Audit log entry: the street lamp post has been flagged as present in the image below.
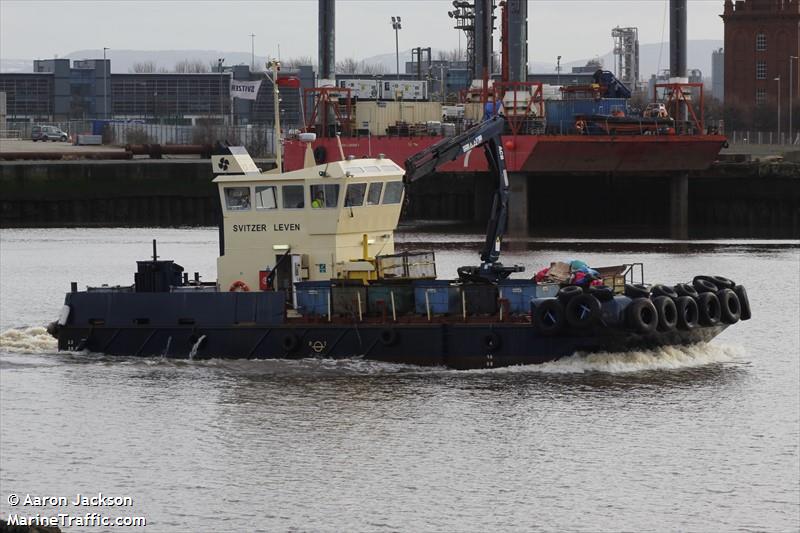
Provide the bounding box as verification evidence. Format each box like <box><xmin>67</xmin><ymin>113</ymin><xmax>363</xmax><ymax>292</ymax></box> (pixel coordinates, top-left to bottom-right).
<box><xmin>790</xmin><ymin>56</ymin><xmax>798</xmax><ymax>144</ymax></box>
<box><xmin>775</xmin><ymin>76</ymin><xmax>781</xmax><ymax>143</ymax></box>
<box><xmin>103</xmin><ymin>47</ymin><xmax>109</xmax><ymax>119</ymax></box>
<box><xmin>391</xmin><ymin>16</ymin><xmax>402</xmax><ymax>79</ymax></box>
<box><xmin>250</xmin><ymin>33</ymin><xmax>256</xmax><ymax>72</ymax></box>
<box><xmin>218</xmin><ymin>58</ymin><xmax>225</xmax><ymax>125</ymax></box>
<box><xmin>557</xmin><ymin>55</ymin><xmax>562</xmax><ymax>85</ymax></box>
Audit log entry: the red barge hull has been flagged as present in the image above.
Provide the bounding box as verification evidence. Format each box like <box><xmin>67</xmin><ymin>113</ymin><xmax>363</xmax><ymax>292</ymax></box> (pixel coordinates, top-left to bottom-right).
<box><xmin>285</xmin><ymin>134</ymin><xmax>727</xmax><ymax>174</ymax></box>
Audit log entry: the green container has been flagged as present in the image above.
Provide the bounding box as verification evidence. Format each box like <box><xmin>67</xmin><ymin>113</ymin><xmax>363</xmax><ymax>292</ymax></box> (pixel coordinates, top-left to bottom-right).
<box><xmin>331</xmin><ymin>284</ymin><xmax>367</xmax><ymax>316</ymax></box>
<box><xmin>367</xmin><ymin>283</ymin><xmax>415</xmax><ymax>316</ymax></box>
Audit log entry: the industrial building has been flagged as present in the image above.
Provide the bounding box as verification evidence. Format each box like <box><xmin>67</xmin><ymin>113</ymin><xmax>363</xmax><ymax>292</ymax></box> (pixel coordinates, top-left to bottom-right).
<box><xmin>721</xmin><ymin>0</ymin><xmax>800</xmax><ymax>125</ymax></box>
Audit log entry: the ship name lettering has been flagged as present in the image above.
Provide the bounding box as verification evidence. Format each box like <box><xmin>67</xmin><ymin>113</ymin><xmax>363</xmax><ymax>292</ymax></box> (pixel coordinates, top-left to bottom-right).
<box><xmin>232</xmin><ymin>224</ymin><xmax>268</xmax><ymax>232</ymax></box>
<box><xmin>274</xmin><ymin>223</ymin><xmax>300</xmax><ymax>231</ymax></box>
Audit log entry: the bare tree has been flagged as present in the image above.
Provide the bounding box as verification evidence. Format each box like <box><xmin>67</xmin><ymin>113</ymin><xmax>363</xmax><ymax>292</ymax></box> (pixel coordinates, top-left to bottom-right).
<box><xmin>282</xmin><ymin>56</ymin><xmax>314</xmax><ymax>70</ymax></box>
<box><xmin>335</xmin><ymin>57</ymin><xmax>386</xmax><ymax>75</ymax></box>
<box><xmin>175</xmin><ymin>59</ymin><xmax>209</xmax><ymax>73</ymax></box>
<box><xmin>437</xmin><ymin>48</ymin><xmax>466</xmax><ymax>63</ymax></box>
<box><xmin>130</xmin><ymin>61</ymin><xmax>157</xmax><ymax>73</ymax></box>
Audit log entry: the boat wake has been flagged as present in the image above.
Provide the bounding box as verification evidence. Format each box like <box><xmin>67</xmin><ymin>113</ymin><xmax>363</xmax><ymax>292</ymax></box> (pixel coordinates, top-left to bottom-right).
<box><xmin>0</xmin><ymin>327</ymin><xmax>58</xmax><ymax>354</ymax></box>
<box><xmin>495</xmin><ymin>342</ymin><xmax>746</xmax><ymax>374</ymax></box>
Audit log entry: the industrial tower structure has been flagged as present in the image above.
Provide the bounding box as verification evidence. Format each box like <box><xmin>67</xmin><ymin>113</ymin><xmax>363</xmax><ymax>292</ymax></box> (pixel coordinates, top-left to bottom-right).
<box><xmin>612</xmin><ymin>26</ymin><xmax>640</xmax><ymax>92</ymax></box>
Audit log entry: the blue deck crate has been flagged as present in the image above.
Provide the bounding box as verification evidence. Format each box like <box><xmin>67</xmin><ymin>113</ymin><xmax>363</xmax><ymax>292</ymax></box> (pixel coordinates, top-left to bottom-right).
<box><xmin>498</xmin><ymin>280</ymin><xmax>559</xmax><ymax>314</ymax></box>
<box><xmin>413</xmin><ymin>280</ymin><xmax>459</xmax><ymax>315</ymax></box>
<box><xmin>294</xmin><ymin>281</ymin><xmax>332</xmax><ymax>316</ymax></box>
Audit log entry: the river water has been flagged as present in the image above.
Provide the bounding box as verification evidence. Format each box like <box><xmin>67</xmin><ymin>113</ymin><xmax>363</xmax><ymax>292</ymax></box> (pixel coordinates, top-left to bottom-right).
<box><xmin>1</xmin><ymin>228</ymin><xmax>798</xmax><ymax>532</ymax></box>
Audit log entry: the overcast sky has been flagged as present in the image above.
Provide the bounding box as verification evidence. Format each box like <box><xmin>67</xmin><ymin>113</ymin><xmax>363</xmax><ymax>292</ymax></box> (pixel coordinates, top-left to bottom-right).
<box><xmin>1</xmin><ymin>0</ymin><xmax>725</xmax><ymax>65</ymax></box>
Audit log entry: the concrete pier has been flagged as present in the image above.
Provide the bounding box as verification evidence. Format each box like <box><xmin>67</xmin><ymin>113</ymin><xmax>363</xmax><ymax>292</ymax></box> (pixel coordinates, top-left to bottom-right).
<box><xmin>669</xmin><ymin>172</ymin><xmax>689</xmax><ymax>239</ymax></box>
<box><xmin>508</xmin><ymin>172</ymin><xmax>529</xmax><ymax>236</ymax></box>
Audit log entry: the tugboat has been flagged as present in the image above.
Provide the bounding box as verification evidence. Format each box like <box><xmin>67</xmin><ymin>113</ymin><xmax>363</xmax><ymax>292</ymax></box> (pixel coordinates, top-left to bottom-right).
<box><xmin>47</xmin><ymin>63</ymin><xmax>751</xmax><ymax>370</ymax></box>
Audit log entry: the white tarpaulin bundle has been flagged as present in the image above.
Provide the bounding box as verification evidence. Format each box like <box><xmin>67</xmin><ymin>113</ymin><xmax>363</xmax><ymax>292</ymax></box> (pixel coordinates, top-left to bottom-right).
<box><xmin>229</xmin><ymin>79</ymin><xmax>262</xmax><ymax>101</ymax></box>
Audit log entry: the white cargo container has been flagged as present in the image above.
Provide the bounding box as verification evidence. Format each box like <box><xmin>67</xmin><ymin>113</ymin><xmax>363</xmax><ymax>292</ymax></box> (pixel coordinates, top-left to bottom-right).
<box><xmin>379</xmin><ymin>80</ymin><xmax>428</xmax><ymax>101</ymax></box>
<box><xmin>337</xmin><ymin>79</ymin><xmax>380</xmax><ymax>100</ymax></box>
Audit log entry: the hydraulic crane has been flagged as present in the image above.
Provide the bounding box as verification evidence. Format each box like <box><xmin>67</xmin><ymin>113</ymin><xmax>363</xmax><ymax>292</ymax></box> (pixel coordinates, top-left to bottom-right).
<box><xmin>404</xmin><ymin>115</ymin><xmax>524</xmax><ymax>283</ymax></box>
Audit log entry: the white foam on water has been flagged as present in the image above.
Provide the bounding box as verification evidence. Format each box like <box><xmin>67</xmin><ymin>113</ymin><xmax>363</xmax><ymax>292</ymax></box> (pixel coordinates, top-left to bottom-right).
<box><xmin>488</xmin><ymin>342</ymin><xmax>746</xmax><ymax>375</ymax></box>
<box><xmin>0</xmin><ymin>326</ymin><xmax>58</xmax><ymax>354</ymax></box>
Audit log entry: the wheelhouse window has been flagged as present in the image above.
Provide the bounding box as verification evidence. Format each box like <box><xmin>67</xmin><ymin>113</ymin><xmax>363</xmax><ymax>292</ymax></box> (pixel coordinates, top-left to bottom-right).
<box><xmin>255</xmin><ymin>185</ymin><xmax>277</xmax><ymax>210</ymax></box>
<box><xmin>366</xmin><ymin>182</ymin><xmax>383</xmax><ymax>205</ymax></box>
<box><xmin>382</xmin><ymin>181</ymin><xmax>404</xmax><ymax>204</ymax></box>
<box><xmin>310</xmin><ymin>184</ymin><xmax>340</xmax><ymax>208</ymax></box>
<box><xmin>756</xmin><ymin>33</ymin><xmax>767</xmax><ymax>52</ymax></box>
<box><xmin>344</xmin><ymin>183</ymin><xmax>367</xmax><ymax>207</ymax></box>
<box><xmin>282</xmin><ymin>185</ymin><xmax>305</xmax><ymax>209</ymax></box>
<box><xmin>224</xmin><ymin>187</ymin><xmax>251</xmax><ymax>211</ymax></box>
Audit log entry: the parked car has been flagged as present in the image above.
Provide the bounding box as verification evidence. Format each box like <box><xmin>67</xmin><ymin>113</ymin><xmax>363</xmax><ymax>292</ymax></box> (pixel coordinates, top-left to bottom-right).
<box><xmin>32</xmin><ymin>125</ymin><xmax>68</xmax><ymax>142</ymax></box>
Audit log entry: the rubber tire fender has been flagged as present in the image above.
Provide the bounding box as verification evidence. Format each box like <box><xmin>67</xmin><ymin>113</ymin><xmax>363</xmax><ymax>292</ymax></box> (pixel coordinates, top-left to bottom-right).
<box><xmin>651</xmin><ymin>284</ymin><xmax>679</xmax><ymax>299</ymax></box>
<box><xmin>626</xmin><ymin>298</ymin><xmax>658</xmax><ymax>334</ymax></box>
<box><xmin>557</xmin><ymin>285</ymin><xmax>583</xmax><ymax>304</ymax></box>
<box><xmin>588</xmin><ymin>285</ymin><xmax>614</xmax><ymax>302</ymax></box>
<box><xmin>281</xmin><ymin>333</ymin><xmax>301</xmax><ymax>353</ymax></box>
<box><xmin>717</xmin><ymin>289</ymin><xmax>741</xmax><ymax>324</ymax></box>
<box><xmin>734</xmin><ymin>285</ymin><xmax>751</xmax><ymax>320</ymax></box>
<box><xmin>697</xmin><ymin>292</ymin><xmax>722</xmax><ymax>326</ymax></box>
<box><xmin>624</xmin><ymin>283</ymin><xmax>650</xmax><ymax>299</ymax></box>
<box><xmin>565</xmin><ymin>294</ymin><xmax>601</xmax><ymax>329</ymax></box>
<box><xmin>692</xmin><ymin>278</ymin><xmax>718</xmax><ymax>294</ymax></box>
<box><xmin>694</xmin><ymin>275</ymin><xmax>735</xmax><ymax>291</ymax></box>
<box><xmin>483</xmin><ymin>331</ymin><xmax>502</xmax><ymax>351</ymax></box>
<box><xmin>675</xmin><ymin>296</ymin><xmax>699</xmax><ymax>330</ymax></box>
<box><xmin>674</xmin><ymin>283</ymin><xmax>699</xmax><ymax>299</ymax></box>
<box><xmin>379</xmin><ymin>328</ymin><xmax>398</xmax><ymax>346</ymax></box>
<box><xmin>652</xmin><ymin>296</ymin><xmax>678</xmax><ymax>331</ymax></box>
<box><xmin>532</xmin><ymin>299</ymin><xmax>565</xmax><ymax>336</ymax></box>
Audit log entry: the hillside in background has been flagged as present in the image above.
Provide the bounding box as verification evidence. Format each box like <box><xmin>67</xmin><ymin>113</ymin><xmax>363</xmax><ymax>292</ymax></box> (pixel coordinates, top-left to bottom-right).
<box><xmin>2</xmin><ymin>40</ymin><xmax>723</xmax><ymax>80</ymax></box>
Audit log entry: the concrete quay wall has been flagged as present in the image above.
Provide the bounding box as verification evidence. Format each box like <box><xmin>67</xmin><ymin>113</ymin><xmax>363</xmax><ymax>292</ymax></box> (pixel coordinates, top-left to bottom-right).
<box><xmin>1</xmin><ymin>159</ymin><xmax>798</xmax><ymax>239</ymax></box>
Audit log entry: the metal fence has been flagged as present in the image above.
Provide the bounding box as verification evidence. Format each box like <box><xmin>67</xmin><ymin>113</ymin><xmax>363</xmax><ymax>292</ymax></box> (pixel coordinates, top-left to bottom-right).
<box><xmin>4</xmin><ymin>119</ymin><xmax>277</xmax><ymax>157</ymax></box>
<box><xmin>728</xmin><ymin>131</ymin><xmax>800</xmax><ymax>146</ymax></box>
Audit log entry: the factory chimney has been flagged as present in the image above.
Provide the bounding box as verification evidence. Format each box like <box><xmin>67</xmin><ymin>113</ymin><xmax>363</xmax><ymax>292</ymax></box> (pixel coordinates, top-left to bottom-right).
<box><xmin>318</xmin><ymin>0</ymin><xmax>335</xmax><ymax>81</ymax></box>
<box><xmin>669</xmin><ymin>0</ymin><xmax>687</xmax><ymax>78</ymax></box>
<box><xmin>474</xmin><ymin>0</ymin><xmax>494</xmax><ymax>81</ymax></box>
<box><xmin>505</xmin><ymin>0</ymin><xmax>527</xmax><ymax>82</ymax></box>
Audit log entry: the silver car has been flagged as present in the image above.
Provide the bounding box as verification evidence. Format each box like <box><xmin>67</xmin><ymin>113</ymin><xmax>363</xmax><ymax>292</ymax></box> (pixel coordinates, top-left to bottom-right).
<box><xmin>32</xmin><ymin>125</ymin><xmax>68</xmax><ymax>142</ymax></box>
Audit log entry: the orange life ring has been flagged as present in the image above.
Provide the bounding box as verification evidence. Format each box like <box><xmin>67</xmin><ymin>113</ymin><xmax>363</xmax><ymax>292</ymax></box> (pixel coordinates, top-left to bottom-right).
<box><xmin>229</xmin><ymin>280</ymin><xmax>250</xmax><ymax>292</ymax></box>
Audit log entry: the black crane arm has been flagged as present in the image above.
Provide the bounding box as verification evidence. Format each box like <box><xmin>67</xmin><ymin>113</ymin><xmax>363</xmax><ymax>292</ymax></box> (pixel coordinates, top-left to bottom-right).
<box><xmin>404</xmin><ymin>115</ymin><xmax>523</xmax><ymax>282</ymax></box>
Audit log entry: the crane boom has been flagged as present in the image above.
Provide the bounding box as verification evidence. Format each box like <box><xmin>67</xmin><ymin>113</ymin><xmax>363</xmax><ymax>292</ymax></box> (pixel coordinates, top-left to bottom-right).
<box><xmin>404</xmin><ymin>115</ymin><xmax>524</xmax><ymax>282</ymax></box>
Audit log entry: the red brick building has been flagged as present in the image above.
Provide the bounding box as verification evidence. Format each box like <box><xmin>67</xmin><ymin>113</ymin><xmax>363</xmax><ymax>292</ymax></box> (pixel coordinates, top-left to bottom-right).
<box><xmin>721</xmin><ymin>0</ymin><xmax>800</xmax><ymax>132</ymax></box>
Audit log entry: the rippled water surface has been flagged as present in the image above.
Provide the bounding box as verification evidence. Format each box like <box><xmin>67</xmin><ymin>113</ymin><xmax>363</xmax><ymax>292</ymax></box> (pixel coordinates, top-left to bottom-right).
<box><xmin>1</xmin><ymin>228</ymin><xmax>798</xmax><ymax>532</ymax></box>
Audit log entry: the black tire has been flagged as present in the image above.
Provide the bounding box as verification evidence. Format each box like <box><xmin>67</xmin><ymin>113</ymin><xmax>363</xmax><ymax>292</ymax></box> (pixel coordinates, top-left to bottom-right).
<box><xmin>651</xmin><ymin>284</ymin><xmax>679</xmax><ymax>299</ymax></box>
<box><xmin>565</xmin><ymin>294</ymin><xmax>601</xmax><ymax>329</ymax></box>
<box><xmin>60</xmin><ymin>135</ymin><xmax>67</xmax><ymax>142</ymax></box>
<box><xmin>674</xmin><ymin>283</ymin><xmax>699</xmax><ymax>299</ymax></box>
<box><xmin>379</xmin><ymin>328</ymin><xmax>398</xmax><ymax>346</ymax></box>
<box><xmin>557</xmin><ymin>285</ymin><xmax>583</xmax><ymax>304</ymax></box>
<box><xmin>532</xmin><ymin>299</ymin><xmax>565</xmax><ymax>336</ymax></box>
<box><xmin>652</xmin><ymin>296</ymin><xmax>678</xmax><ymax>331</ymax></box>
<box><xmin>624</xmin><ymin>283</ymin><xmax>650</xmax><ymax>299</ymax></box>
<box><xmin>281</xmin><ymin>333</ymin><xmax>300</xmax><ymax>353</ymax></box>
<box><xmin>717</xmin><ymin>289</ymin><xmax>741</xmax><ymax>324</ymax></box>
<box><xmin>626</xmin><ymin>298</ymin><xmax>658</xmax><ymax>334</ymax></box>
<box><xmin>694</xmin><ymin>275</ymin><xmax>735</xmax><ymax>291</ymax></box>
<box><xmin>588</xmin><ymin>285</ymin><xmax>614</xmax><ymax>302</ymax></box>
<box><xmin>692</xmin><ymin>278</ymin><xmax>718</xmax><ymax>294</ymax></box>
<box><xmin>483</xmin><ymin>331</ymin><xmax>502</xmax><ymax>351</ymax></box>
<box><xmin>313</xmin><ymin>146</ymin><xmax>327</xmax><ymax>164</ymax></box>
<box><xmin>734</xmin><ymin>285</ymin><xmax>751</xmax><ymax>320</ymax></box>
<box><xmin>675</xmin><ymin>296</ymin><xmax>699</xmax><ymax>330</ymax></box>
<box><xmin>697</xmin><ymin>292</ymin><xmax>721</xmax><ymax>326</ymax></box>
